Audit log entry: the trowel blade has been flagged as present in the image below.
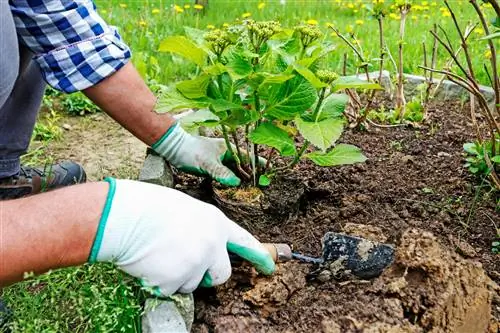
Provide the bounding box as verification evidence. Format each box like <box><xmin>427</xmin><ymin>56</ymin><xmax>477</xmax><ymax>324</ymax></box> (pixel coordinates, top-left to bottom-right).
<box><xmin>321</xmin><ymin>232</ymin><xmax>395</xmax><ymax>279</ymax></box>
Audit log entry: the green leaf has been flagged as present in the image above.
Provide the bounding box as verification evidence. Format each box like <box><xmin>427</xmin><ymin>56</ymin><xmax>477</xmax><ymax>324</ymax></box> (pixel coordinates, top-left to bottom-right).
<box><xmin>222</xmin><ymin>108</ymin><xmax>259</xmax><ymax>128</ymax></box>
<box><xmin>317</xmin><ymin>93</ymin><xmax>349</xmax><ymax>119</ymax></box>
<box><xmin>293</xmin><ymin>62</ymin><xmax>327</xmax><ymax>89</ymax></box>
<box><xmin>210</xmin><ymin>99</ymin><xmax>243</xmax><ymax>112</ymax></box>
<box><xmin>305</xmin><ymin>144</ymin><xmax>367</xmax><ymax>166</ymax></box>
<box><xmin>295</xmin><ymin>117</ymin><xmax>344</xmax><ymax>151</ymax></box>
<box><xmin>481</xmin><ymin>31</ymin><xmax>500</xmax><ymax>40</ymax></box>
<box><xmin>226</xmin><ymin>51</ymin><xmax>253</xmax><ymax>80</ymax></box>
<box><xmin>492</xmin><ymin>156</ymin><xmax>500</xmax><ymax>163</ymax></box>
<box><xmin>259</xmin><ymin>175</ymin><xmax>271</xmax><ymax>186</ymax></box>
<box><xmin>265</xmin><ymin>77</ymin><xmax>317</xmax><ymax>120</ymax></box>
<box><xmin>184</xmin><ymin>26</ymin><xmax>207</xmax><ymax>45</ymax></box>
<box><xmin>249</xmin><ymin>122</ymin><xmax>296</xmax><ymax>157</ymax></box>
<box><xmin>179</xmin><ymin>108</ymin><xmax>220</xmax><ymax>132</ymax></box>
<box><xmin>260</xmin><ymin>73</ymin><xmax>295</xmax><ymax>85</ymax></box>
<box><xmin>158</xmin><ymin>36</ymin><xmax>207</xmax><ymax>67</ymax></box>
<box><xmin>332</xmin><ymin>76</ymin><xmax>383</xmax><ymax>91</ymax></box>
<box><xmin>463</xmin><ymin>142</ymin><xmax>478</xmax><ymax>155</ymax></box>
<box><xmin>203</xmin><ymin>63</ymin><xmax>227</xmax><ymax>76</ymax></box>
<box><xmin>156</xmin><ymin>90</ymin><xmax>209</xmax><ymax>114</ymax></box>
<box><xmin>176</xmin><ymin>75</ymin><xmax>210</xmax><ymax>99</ymax></box>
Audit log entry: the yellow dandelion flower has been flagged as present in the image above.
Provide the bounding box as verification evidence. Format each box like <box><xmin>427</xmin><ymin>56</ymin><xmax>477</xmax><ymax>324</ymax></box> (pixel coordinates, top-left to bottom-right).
<box><xmin>119</xmin><ymin>3</ymin><xmax>127</xmax><ymax>8</ymax></box>
<box><xmin>242</xmin><ymin>12</ymin><xmax>252</xmax><ymax>18</ymax></box>
<box><xmin>482</xmin><ymin>2</ymin><xmax>493</xmax><ymax>8</ymax></box>
<box><xmin>335</xmin><ymin>0</ymin><xmax>341</xmax><ymax>3</ymax></box>
<box><xmin>355</xmin><ymin>19</ymin><xmax>364</xmax><ymax>25</ymax></box>
<box><xmin>223</xmin><ymin>23</ymin><xmax>230</xmax><ymax>27</ymax></box>
<box><xmin>152</xmin><ymin>8</ymin><xmax>160</xmax><ymax>14</ymax></box>
<box><xmin>439</xmin><ymin>6</ymin><xmax>447</xmax><ymax>11</ymax></box>
<box><xmin>207</xmin><ymin>24</ymin><xmax>215</xmax><ymax>29</ymax></box>
<box><xmin>346</xmin><ymin>24</ymin><xmax>354</xmax><ymax>33</ymax></box>
<box><xmin>306</xmin><ymin>19</ymin><xmax>318</xmax><ymax>25</ymax></box>
<box><xmin>184</xmin><ymin>4</ymin><xmax>191</xmax><ymax>9</ymax></box>
<box><xmin>475</xmin><ymin>28</ymin><xmax>484</xmax><ymax>35</ymax></box>
<box><xmin>441</xmin><ymin>10</ymin><xmax>451</xmax><ymax>17</ymax></box>
<box><xmin>194</xmin><ymin>4</ymin><xmax>204</xmax><ymax>10</ymax></box>
<box><xmin>485</xmin><ymin>50</ymin><xmax>492</xmax><ymax>59</ymax></box>
<box><xmin>258</xmin><ymin>2</ymin><xmax>266</xmax><ymax>9</ymax></box>
<box><xmin>174</xmin><ymin>5</ymin><xmax>184</xmax><ymax>13</ymax></box>
<box><xmin>139</xmin><ymin>20</ymin><xmax>147</xmax><ymax>27</ymax></box>
<box><xmin>347</xmin><ymin>3</ymin><xmax>354</xmax><ymax>8</ymax></box>
<box><xmin>389</xmin><ymin>13</ymin><xmax>400</xmax><ymax>20</ymax></box>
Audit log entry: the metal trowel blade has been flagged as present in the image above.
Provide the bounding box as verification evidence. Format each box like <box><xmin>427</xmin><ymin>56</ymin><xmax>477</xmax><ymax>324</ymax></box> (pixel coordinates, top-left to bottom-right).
<box><xmin>321</xmin><ymin>232</ymin><xmax>395</xmax><ymax>279</ymax></box>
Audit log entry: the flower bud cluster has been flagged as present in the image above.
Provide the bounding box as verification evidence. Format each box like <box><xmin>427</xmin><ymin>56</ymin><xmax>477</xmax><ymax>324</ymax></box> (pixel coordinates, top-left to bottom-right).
<box><xmin>296</xmin><ymin>24</ymin><xmax>323</xmax><ymax>48</ymax></box>
<box><xmin>204</xmin><ymin>29</ymin><xmax>233</xmax><ymax>56</ymax></box>
<box><xmin>316</xmin><ymin>69</ymin><xmax>339</xmax><ymax>84</ymax></box>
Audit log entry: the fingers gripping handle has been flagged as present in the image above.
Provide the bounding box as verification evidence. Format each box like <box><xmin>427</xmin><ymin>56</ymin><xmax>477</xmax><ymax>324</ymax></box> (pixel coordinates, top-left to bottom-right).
<box><xmin>229</xmin><ymin>243</ymin><xmax>292</xmax><ymax>265</ymax></box>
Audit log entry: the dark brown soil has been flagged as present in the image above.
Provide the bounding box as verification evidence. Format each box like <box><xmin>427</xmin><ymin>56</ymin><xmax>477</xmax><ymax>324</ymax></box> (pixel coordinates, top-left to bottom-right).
<box><xmin>177</xmin><ymin>100</ymin><xmax>499</xmax><ymax>332</ymax></box>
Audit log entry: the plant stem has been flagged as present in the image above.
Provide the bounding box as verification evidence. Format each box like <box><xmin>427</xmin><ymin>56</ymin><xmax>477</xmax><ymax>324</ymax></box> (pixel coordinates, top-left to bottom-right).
<box><xmin>377</xmin><ymin>16</ymin><xmax>385</xmax><ymax>84</ymax></box>
<box><xmin>313</xmin><ymin>88</ymin><xmax>327</xmax><ymax>121</ymax></box>
<box><xmin>221</xmin><ymin>125</ymin><xmax>250</xmax><ymax>180</ymax></box>
<box><xmin>231</xmin><ymin>131</ymin><xmax>244</xmax><ymax>166</ymax></box>
<box><xmin>396</xmin><ymin>5</ymin><xmax>409</xmax><ymax>118</ymax></box>
<box><xmin>253</xmin><ymin>90</ymin><xmax>262</xmax><ymax>184</ymax></box>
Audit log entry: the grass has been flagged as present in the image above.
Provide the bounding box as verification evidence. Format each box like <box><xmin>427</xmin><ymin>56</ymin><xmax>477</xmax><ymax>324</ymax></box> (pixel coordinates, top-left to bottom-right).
<box><xmin>96</xmin><ymin>0</ymin><xmax>496</xmax><ymax>85</ymax></box>
<box><xmin>4</xmin><ymin>0</ymin><xmax>498</xmax><ymax>331</ymax></box>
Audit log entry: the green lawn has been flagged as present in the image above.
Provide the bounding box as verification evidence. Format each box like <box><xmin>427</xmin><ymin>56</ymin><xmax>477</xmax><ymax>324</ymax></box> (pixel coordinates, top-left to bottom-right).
<box><xmin>2</xmin><ymin>1</ymin><xmax>497</xmax><ymax>332</ymax></box>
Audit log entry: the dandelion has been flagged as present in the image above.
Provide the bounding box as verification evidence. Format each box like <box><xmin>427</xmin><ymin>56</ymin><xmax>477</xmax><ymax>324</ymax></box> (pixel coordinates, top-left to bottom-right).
<box><xmin>119</xmin><ymin>3</ymin><xmax>127</xmax><ymax>8</ymax></box>
<box><xmin>355</xmin><ymin>19</ymin><xmax>364</xmax><ymax>25</ymax></box>
<box><xmin>258</xmin><ymin>2</ymin><xmax>266</xmax><ymax>9</ymax></box>
<box><xmin>242</xmin><ymin>12</ymin><xmax>252</xmax><ymax>18</ymax></box>
<box><xmin>184</xmin><ymin>4</ymin><xmax>191</xmax><ymax>9</ymax></box>
<box><xmin>346</xmin><ymin>24</ymin><xmax>354</xmax><ymax>33</ymax></box>
<box><xmin>223</xmin><ymin>23</ymin><xmax>230</xmax><ymax>28</ymax></box>
<box><xmin>485</xmin><ymin>50</ymin><xmax>492</xmax><ymax>59</ymax></box>
<box><xmin>389</xmin><ymin>13</ymin><xmax>400</xmax><ymax>20</ymax></box>
<box><xmin>152</xmin><ymin>8</ymin><xmax>160</xmax><ymax>14</ymax></box>
<box><xmin>441</xmin><ymin>10</ymin><xmax>451</xmax><ymax>17</ymax></box>
<box><xmin>347</xmin><ymin>3</ymin><xmax>355</xmax><ymax>8</ymax></box>
<box><xmin>194</xmin><ymin>4</ymin><xmax>204</xmax><ymax>10</ymax></box>
<box><xmin>306</xmin><ymin>19</ymin><xmax>318</xmax><ymax>25</ymax></box>
<box><xmin>139</xmin><ymin>20</ymin><xmax>147</xmax><ymax>27</ymax></box>
<box><xmin>475</xmin><ymin>28</ymin><xmax>484</xmax><ymax>35</ymax></box>
<box><xmin>207</xmin><ymin>24</ymin><xmax>215</xmax><ymax>29</ymax></box>
<box><xmin>174</xmin><ymin>5</ymin><xmax>184</xmax><ymax>13</ymax></box>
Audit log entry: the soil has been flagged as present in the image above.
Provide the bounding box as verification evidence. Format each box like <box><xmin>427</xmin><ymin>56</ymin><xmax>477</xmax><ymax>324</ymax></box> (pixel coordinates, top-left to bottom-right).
<box><xmin>174</xmin><ymin>100</ymin><xmax>500</xmax><ymax>332</ymax></box>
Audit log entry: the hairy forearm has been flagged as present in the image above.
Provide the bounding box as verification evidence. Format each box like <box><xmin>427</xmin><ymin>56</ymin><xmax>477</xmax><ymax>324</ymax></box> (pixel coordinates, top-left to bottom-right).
<box><xmin>0</xmin><ymin>182</ymin><xmax>108</xmax><ymax>286</ymax></box>
<box><xmin>83</xmin><ymin>62</ymin><xmax>175</xmax><ymax>145</ymax></box>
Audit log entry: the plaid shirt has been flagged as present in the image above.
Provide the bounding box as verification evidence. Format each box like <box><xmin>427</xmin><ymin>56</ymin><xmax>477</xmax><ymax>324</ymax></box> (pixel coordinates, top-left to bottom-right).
<box><xmin>10</xmin><ymin>0</ymin><xmax>131</xmax><ymax>93</ymax></box>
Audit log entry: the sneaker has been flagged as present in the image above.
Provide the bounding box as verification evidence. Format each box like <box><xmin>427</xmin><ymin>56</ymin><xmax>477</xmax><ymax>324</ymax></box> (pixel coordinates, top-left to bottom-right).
<box><xmin>0</xmin><ymin>299</ymin><xmax>12</xmax><ymax>332</ymax></box>
<box><xmin>0</xmin><ymin>161</ymin><xmax>86</xmax><ymax>200</ymax></box>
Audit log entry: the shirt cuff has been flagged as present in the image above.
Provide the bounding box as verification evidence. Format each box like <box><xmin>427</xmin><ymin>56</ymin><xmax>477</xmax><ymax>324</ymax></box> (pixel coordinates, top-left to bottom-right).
<box><xmin>34</xmin><ymin>27</ymin><xmax>131</xmax><ymax>93</ymax></box>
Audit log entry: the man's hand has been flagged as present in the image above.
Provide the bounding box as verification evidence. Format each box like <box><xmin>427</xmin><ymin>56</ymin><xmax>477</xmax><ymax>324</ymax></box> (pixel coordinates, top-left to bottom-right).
<box><xmin>152</xmin><ymin>123</ymin><xmax>243</xmax><ymax>187</ymax></box>
<box><xmin>90</xmin><ymin>178</ymin><xmax>275</xmax><ymax>296</ymax></box>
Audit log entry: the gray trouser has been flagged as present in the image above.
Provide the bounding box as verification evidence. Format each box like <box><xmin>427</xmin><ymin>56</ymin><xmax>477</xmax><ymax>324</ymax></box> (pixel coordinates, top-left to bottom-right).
<box><xmin>0</xmin><ymin>1</ymin><xmax>47</xmax><ymax>178</ymax></box>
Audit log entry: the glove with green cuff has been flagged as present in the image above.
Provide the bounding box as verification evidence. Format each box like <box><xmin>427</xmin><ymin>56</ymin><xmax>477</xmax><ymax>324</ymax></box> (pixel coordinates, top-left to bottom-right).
<box><xmin>152</xmin><ymin>123</ymin><xmax>242</xmax><ymax>187</ymax></box>
<box><xmin>89</xmin><ymin>178</ymin><xmax>275</xmax><ymax>297</ymax></box>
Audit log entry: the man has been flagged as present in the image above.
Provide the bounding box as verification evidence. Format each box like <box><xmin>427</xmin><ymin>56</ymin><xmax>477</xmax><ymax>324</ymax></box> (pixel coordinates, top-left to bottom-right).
<box><xmin>0</xmin><ymin>0</ymin><xmax>274</xmax><ymax>321</ymax></box>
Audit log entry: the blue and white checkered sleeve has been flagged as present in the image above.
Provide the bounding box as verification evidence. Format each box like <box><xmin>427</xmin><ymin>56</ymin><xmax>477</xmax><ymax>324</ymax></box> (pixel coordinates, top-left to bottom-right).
<box><xmin>10</xmin><ymin>0</ymin><xmax>131</xmax><ymax>93</ymax></box>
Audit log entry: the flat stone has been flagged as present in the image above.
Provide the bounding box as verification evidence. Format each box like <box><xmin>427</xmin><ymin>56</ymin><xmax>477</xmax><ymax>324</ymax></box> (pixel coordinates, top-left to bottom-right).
<box><xmin>142</xmin><ymin>297</ymin><xmax>193</xmax><ymax>333</ymax></box>
<box><xmin>138</xmin><ymin>152</ymin><xmax>174</xmax><ymax>188</ymax></box>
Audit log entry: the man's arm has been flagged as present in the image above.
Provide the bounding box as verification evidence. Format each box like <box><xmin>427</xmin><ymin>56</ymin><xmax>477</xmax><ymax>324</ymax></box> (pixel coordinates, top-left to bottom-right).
<box><xmin>0</xmin><ymin>182</ymin><xmax>106</xmax><ymax>285</ymax></box>
<box><xmin>83</xmin><ymin>62</ymin><xmax>174</xmax><ymax>145</ymax></box>
<box><xmin>0</xmin><ymin>180</ymin><xmax>275</xmax><ymax>295</ymax></box>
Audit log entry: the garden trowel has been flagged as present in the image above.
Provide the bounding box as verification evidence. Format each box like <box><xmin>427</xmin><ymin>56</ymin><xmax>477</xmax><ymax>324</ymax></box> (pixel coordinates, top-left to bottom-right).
<box><xmin>230</xmin><ymin>232</ymin><xmax>395</xmax><ymax>279</ymax></box>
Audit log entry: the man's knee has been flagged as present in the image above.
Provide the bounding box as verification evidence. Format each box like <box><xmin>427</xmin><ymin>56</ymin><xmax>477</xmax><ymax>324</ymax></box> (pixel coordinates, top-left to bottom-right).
<box><xmin>0</xmin><ymin>3</ymin><xmax>20</xmax><ymax>108</ymax></box>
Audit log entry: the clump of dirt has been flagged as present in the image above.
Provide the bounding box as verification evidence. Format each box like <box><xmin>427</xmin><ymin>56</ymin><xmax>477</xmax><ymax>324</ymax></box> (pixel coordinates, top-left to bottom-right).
<box><xmin>193</xmin><ymin>229</ymin><xmax>497</xmax><ymax>333</ymax></box>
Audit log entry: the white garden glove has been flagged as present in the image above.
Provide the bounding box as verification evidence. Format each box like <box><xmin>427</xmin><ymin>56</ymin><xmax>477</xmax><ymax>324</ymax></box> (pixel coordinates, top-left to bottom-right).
<box><xmin>152</xmin><ymin>123</ymin><xmax>242</xmax><ymax>187</ymax></box>
<box><xmin>88</xmin><ymin>178</ymin><xmax>275</xmax><ymax>297</ymax></box>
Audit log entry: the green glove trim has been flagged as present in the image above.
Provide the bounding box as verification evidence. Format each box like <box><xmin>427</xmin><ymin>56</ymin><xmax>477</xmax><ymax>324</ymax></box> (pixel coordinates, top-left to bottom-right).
<box><xmin>200</xmin><ymin>272</ymin><xmax>213</xmax><ymax>288</ymax></box>
<box><xmin>227</xmin><ymin>242</ymin><xmax>275</xmax><ymax>275</ymax></box>
<box><xmin>151</xmin><ymin>122</ymin><xmax>179</xmax><ymax>150</ymax></box>
<box><xmin>88</xmin><ymin>177</ymin><xmax>117</xmax><ymax>263</ymax></box>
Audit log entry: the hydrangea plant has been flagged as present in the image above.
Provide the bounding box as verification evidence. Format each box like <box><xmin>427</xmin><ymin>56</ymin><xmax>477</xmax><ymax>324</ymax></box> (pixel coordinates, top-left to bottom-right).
<box><xmin>157</xmin><ymin>21</ymin><xmax>381</xmax><ymax>185</ymax></box>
